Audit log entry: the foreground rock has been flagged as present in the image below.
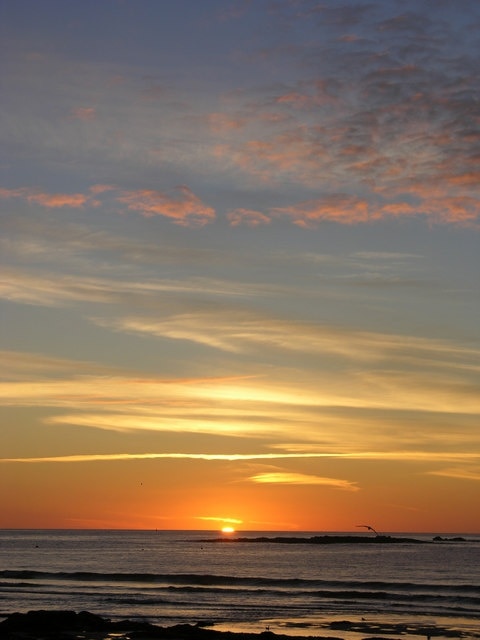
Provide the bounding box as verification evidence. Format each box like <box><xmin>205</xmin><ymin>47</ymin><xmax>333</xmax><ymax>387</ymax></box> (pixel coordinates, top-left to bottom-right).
<box><xmin>0</xmin><ymin>610</ymin><xmax>153</xmax><ymax>638</ymax></box>
<box><xmin>0</xmin><ymin>611</ymin><xmax>327</xmax><ymax>640</ymax></box>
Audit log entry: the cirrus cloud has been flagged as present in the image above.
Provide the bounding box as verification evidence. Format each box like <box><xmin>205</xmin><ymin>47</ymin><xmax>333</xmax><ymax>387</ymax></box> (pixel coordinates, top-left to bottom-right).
<box><xmin>248</xmin><ymin>472</ymin><xmax>359</xmax><ymax>491</ymax></box>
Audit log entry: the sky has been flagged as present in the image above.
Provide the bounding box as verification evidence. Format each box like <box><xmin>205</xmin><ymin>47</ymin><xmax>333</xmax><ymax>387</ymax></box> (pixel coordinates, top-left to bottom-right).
<box><xmin>0</xmin><ymin>0</ymin><xmax>479</xmax><ymax>533</ymax></box>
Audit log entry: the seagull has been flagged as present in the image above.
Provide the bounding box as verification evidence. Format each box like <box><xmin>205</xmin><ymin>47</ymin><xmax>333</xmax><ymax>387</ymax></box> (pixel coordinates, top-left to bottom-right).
<box><xmin>357</xmin><ymin>524</ymin><xmax>378</xmax><ymax>535</ymax></box>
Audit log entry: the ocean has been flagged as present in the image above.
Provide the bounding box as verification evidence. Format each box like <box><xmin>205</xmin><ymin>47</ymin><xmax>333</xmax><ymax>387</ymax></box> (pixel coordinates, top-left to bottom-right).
<box><xmin>0</xmin><ymin>530</ymin><xmax>479</xmax><ymax>639</ymax></box>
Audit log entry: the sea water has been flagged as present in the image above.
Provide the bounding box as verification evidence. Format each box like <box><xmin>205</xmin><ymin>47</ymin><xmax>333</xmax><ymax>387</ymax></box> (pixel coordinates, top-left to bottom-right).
<box><xmin>0</xmin><ymin>530</ymin><xmax>479</xmax><ymax>638</ymax></box>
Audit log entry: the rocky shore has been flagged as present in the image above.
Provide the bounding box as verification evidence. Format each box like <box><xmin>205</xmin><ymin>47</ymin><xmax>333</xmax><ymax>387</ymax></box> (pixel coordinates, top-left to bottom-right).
<box><xmin>1</xmin><ymin>610</ymin><xmax>478</xmax><ymax>640</ymax></box>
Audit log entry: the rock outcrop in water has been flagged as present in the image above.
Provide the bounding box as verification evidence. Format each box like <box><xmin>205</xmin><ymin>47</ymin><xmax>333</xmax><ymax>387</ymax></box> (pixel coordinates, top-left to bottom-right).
<box><xmin>206</xmin><ymin>534</ymin><xmax>428</xmax><ymax>544</ymax></box>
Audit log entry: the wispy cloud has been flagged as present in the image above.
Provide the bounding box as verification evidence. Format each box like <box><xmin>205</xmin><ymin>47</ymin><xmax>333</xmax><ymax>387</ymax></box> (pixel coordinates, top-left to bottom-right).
<box><xmin>0</xmin><ymin>268</ymin><xmax>270</xmax><ymax>307</ymax></box>
<box><xmin>427</xmin><ymin>468</ymin><xmax>480</xmax><ymax>482</ymax></box>
<box><xmin>2</xmin><ymin>451</ymin><xmax>479</xmax><ymax>465</ymax></box>
<box><xmin>93</xmin><ymin>310</ymin><xmax>480</xmax><ymax>376</ymax></box>
<box><xmin>195</xmin><ymin>516</ymin><xmax>244</xmax><ymax>524</ymax></box>
<box><xmin>248</xmin><ymin>472</ymin><xmax>359</xmax><ymax>491</ymax></box>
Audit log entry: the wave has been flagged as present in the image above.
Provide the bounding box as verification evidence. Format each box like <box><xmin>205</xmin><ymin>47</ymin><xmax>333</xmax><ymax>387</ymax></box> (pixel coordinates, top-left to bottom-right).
<box><xmin>2</xmin><ymin>571</ymin><xmax>479</xmax><ymax>621</ymax></box>
<box><xmin>1</xmin><ymin>570</ymin><xmax>478</xmax><ymax>593</ymax></box>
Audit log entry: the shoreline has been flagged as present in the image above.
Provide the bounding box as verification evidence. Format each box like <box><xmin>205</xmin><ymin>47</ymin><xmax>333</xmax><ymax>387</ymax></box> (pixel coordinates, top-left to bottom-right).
<box><xmin>1</xmin><ymin>610</ymin><xmax>479</xmax><ymax>640</ymax></box>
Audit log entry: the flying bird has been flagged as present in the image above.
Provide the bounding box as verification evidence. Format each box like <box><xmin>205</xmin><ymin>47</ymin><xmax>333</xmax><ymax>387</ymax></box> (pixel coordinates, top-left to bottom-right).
<box><xmin>357</xmin><ymin>524</ymin><xmax>378</xmax><ymax>535</ymax></box>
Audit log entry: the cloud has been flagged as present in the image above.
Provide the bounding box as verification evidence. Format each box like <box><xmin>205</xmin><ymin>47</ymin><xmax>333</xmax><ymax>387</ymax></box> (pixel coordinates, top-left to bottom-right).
<box><xmin>1</xmin><ymin>347</ymin><xmax>478</xmax><ymax>456</ymax></box>
<box><xmin>227</xmin><ymin>208</ymin><xmax>271</xmax><ymax>227</ymax></box>
<box><xmin>3</xmin><ymin>180</ymin><xmax>477</xmax><ymax>227</ymax></box>
<box><xmin>248</xmin><ymin>472</ymin><xmax>359</xmax><ymax>491</ymax></box>
<box><xmin>2</xmin><ymin>451</ymin><xmax>479</xmax><ymax>465</ymax></box>
<box><xmin>0</xmin><ymin>350</ymin><xmax>117</xmax><ymax>381</ymax></box>
<box><xmin>0</xmin><ymin>184</ymin><xmax>216</xmax><ymax>227</ymax></box>
<box><xmin>0</xmin><ymin>267</ymin><xmax>279</xmax><ymax>308</ymax></box>
<box><xmin>427</xmin><ymin>468</ymin><xmax>480</xmax><ymax>482</ymax></box>
<box><xmin>0</xmin><ymin>218</ymin><xmax>226</xmax><ymax>269</ymax></box>
<box><xmin>0</xmin><ymin>452</ymin><xmax>305</xmax><ymax>463</ymax></box>
<box><xmin>0</xmin><ymin>187</ymin><xmax>88</xmax><ymax>208</ymax></box>
<box><xmin>94</xmin><ymin>310</ymin><xmax>480</xmax><ymax>375</ymax></box>
<box><xmin>2</xmin><ymin>0</ymin><xmax>479</xmax><ymax>229</ymax></box>
<box><xmin>1</xmin><ymin>360</ymin><xmax>478</xmax><ymax>441</ymax></box>
<box><xmin>271</xmin><ymin>447</ymin><xmax>480</xmax><ymax>464</ymax></box>
<box><xmin>0</xmin><ymin>268</ymin><xmax>121</xmax><ymax>306</ymax></box>
<box><xmin>272</xmin><ymin>195</ymin><xmax>372</xmax><ymax>226</ymax></box>
<box><xmin>195</xmin><ymin>516</ymin><xmax>243</xmax><ymax>524</ymax></box>
<box><xmin>116</xmin><ymin>185</ymin><xmax>216</xmax><ymax>226</ymax></box>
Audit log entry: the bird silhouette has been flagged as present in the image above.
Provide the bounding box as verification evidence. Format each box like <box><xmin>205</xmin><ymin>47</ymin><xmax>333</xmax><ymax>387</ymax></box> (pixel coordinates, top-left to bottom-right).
<box><xmin>356</xmin><ymin>524</ymin><xmax>378</xmax><ymax>535</ymax></box>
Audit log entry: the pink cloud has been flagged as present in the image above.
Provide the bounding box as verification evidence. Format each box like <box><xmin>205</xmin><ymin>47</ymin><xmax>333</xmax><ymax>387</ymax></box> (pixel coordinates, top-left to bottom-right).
<box><xmin>227</xmin><ymin>208</ymin><xmax>271</xmax><ymax>227</ymax></box>
<box><xmin>420</xmin><ymin>197</ymin><xmax>480</xmax><ymax>224</ymax></box>
<box><xmin>272</xmin><ymin>194</ymin><xmax>479</xmax><ymax>227</ymax></box>
<box><xmin>273</xmin><ymin>195</ymin><xmax>372</xmax><ymax>227</ymax></box>
<box><xmin>116</xmin><ymin>186</ymin><xmax>216</xmax><ymax>226</ymax></box>
<box><xmin>28</xmin><ymin>192</ymin><xmax>88</xmax><ymax>208</ymax></box>
<box><xmin>0</xmin><ymin>184</ymin><xmax>217</xmax><ymax>226</ymax></box>
<box><xmin>380</xmin><ymin>202</ymin><xmax>416</xmax><ymax>217</ymax></box>
<box><xmin>0</xmin><ymin>187</ymin><xmax>88</xmax><ymax>208</ymax></box>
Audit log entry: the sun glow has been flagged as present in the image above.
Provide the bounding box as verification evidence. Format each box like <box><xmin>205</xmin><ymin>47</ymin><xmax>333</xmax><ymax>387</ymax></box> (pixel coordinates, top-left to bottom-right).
<box><xmin>221</xmin><ymin>526</ymin><xmax>235</xmax><ymax>534</ymax></box>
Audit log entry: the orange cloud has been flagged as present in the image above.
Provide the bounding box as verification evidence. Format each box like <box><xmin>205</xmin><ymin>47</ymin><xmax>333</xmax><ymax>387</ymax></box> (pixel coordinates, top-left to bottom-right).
<box><xmin>271</xmin><ymin>194</ymin><xmax>480</xmax><ymax>227</ymax></box>
<box><xmin>27</xmin><ymin>192</ymin><xmax>88</xmax><ymax>208</ymax></box>
<box><xmin>0</xmin><ymin>184</ymin><xmax>218</xmax><ymax>226</ymax></box>
<box><xmin>116</xmin><ymin>185</ymin><xmax>215</xmax><ymax>226</ymax></box>
<box><xmin>273</xmin><ymin>195</ymin><xmax>372</xmax><ymax>226</ymax></box>
<box><xmin>0</xmin><ymin>187</ymin><xmax>88</xmax><ymax>208</ymax></box>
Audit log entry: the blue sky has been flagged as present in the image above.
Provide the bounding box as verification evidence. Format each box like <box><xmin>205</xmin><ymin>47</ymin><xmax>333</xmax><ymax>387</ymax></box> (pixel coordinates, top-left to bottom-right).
<box><xmin>0</xmin><ymin>0</ymin><xmax>479</xmax><ymax>531</ymax></box>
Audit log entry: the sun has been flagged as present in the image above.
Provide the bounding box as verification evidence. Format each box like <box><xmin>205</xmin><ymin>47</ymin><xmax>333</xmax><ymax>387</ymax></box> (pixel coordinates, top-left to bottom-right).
<box><xmin>221</xmin><ymin>526</ymin><xmax>235</xmax><ymax>534</ymax></box>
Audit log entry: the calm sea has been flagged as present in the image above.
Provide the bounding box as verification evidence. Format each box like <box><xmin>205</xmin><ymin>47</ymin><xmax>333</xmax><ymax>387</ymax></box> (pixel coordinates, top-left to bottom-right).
<box><xmin>0</xmin><ymin>530</ymin><xmax>479</xmax><ymax>638</ymax></box>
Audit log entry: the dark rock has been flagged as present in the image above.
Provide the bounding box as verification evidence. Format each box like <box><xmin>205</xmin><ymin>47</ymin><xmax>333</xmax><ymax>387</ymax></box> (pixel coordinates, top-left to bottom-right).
<box><xmin>329</xmin><ymin>620</ymin><xmax>353</xmax><ymax>630</ymax></box>
<box><xmin>0</xmin><ymin>609</ymin><xmax>109</xmax><ymax>632</ymax></box>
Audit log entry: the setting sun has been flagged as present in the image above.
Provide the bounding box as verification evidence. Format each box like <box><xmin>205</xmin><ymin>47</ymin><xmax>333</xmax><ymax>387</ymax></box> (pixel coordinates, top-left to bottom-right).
<box><xmin>221</xmin><ymin>526</ymin><xmax>235</xmax><ymax>534</ymax></box>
